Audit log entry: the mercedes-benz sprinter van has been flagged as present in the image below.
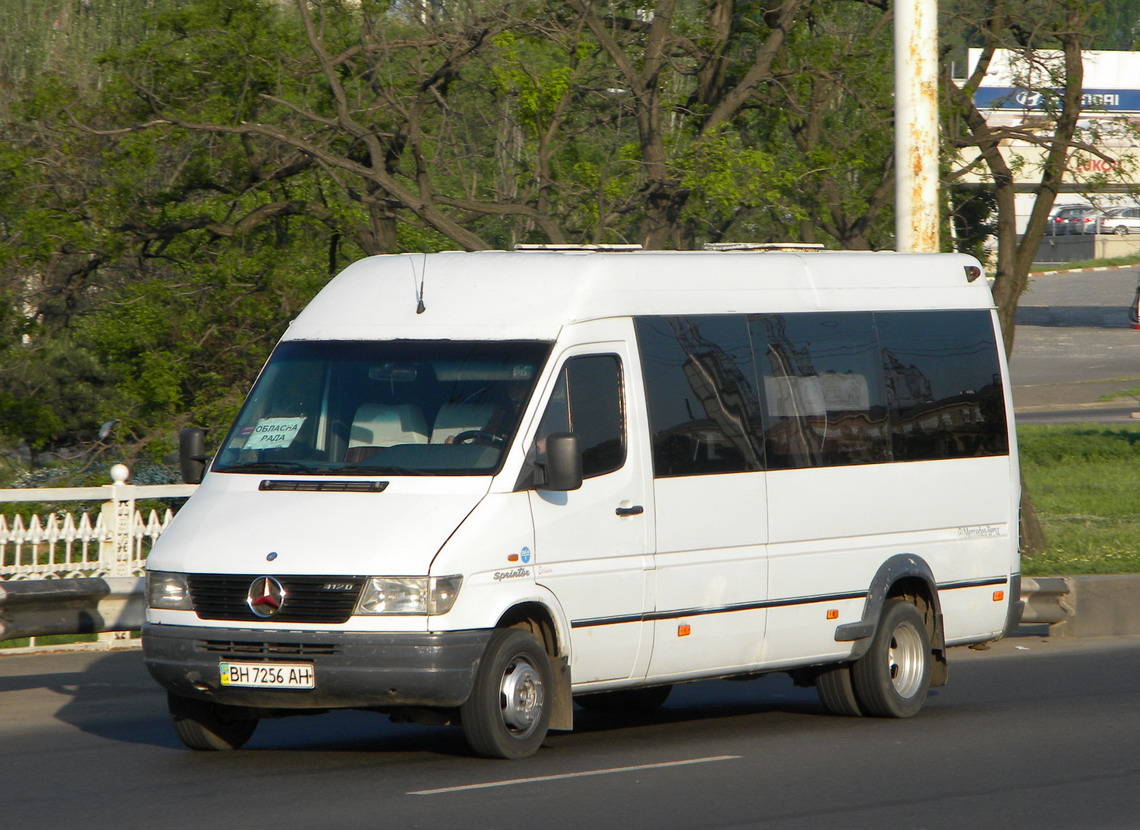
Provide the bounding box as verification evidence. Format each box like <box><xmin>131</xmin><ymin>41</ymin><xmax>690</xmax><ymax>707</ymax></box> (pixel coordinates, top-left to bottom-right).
<box><xmin>143</xmin><ymin>247</ymin><xmax>1020</xmax><ymax>758</ymax></box>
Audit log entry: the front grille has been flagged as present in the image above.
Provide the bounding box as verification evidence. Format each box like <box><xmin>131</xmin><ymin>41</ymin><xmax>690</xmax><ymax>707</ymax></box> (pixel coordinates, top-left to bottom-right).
<box><xmin>199</xmin><ymin>639</ymin><xmax>339</xmax><ymax>657</ymax></box>
<box><xmin>188</xmin><ymin>574</ymin><xmax>366</xmax><ymax>624</ymax></box>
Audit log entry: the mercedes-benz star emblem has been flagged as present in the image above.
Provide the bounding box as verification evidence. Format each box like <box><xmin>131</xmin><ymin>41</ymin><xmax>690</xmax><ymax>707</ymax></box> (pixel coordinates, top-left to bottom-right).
<box><xmin>247</xmin><ymin>576</ymin><xmax>285</xmax><ymax>618</ymax></box>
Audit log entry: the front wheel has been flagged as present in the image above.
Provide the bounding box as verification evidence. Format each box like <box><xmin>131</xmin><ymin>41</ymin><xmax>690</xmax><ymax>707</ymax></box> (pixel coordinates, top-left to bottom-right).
<box><xmin>168</xmin><ymin>693</ymin><xmax>258</xmax><ymax>750</ymax></box>
<box><xmin>461</xmin><ymin>628</ymin><xmax>552</xmax><ymax>759</ymax></box>
<box><xmin>851</xmin><ymin>599</ymin><xmax>932</xmax><ymax>718</ymax></box>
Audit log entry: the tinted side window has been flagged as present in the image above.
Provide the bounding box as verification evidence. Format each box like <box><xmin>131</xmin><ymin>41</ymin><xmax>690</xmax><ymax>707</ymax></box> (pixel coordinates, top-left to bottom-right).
<box><xmin>876</xmin><ymin>310</ymin><xmax>1008</xmax><ymax>460</ymax></box>
<box><xmin>750</xmin><ymin>313</ymin><xmax>890</xmax><ymax>469</ymax></box>
<box><xmin>536</xmin><ymin>355</ymin><xmax>625</xmax><ymax>478</ymax></box>
<box><xmin>635</xmin><ymin>316</ymin><xmax>764</xmax><ymax>477</ymax></box>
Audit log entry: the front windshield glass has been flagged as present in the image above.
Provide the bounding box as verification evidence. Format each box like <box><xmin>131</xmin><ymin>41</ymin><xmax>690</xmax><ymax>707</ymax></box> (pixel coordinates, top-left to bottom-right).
<box><xmin>213</xmin><ymin>340</ymin><xmax>551</xmax><ymax>476</ymax></box>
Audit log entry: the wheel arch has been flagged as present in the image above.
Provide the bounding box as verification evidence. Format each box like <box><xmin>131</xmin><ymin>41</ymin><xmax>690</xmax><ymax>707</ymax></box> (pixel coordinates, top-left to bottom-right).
<box><xmin>494</xmin><ymin>600</ymin><xmax>574</xmax><ymax>731</ymax></box>
<box><xmin>835</xmin><ymin>553</ymin><xmax>948</xmax><ymax>686</ymax></box>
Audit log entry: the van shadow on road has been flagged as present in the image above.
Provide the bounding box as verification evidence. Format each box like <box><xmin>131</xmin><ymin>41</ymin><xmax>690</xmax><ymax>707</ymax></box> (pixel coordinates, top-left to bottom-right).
<box><xmin>4</xmin><ymin>648</ymin><xmax>903</xmax><ymax>757</ymax></box>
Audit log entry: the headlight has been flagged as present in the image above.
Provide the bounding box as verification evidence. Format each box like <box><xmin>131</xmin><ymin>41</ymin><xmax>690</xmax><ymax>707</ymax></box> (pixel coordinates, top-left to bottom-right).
<box><xmin>147</xmin><ymin>571</ymin><xmax>193</xmax><ymax>611</ymax></box>
<box><xmin>355</xmin><ymin>575</ymin><xmax>463</xmax><ymax>616</ymax></box>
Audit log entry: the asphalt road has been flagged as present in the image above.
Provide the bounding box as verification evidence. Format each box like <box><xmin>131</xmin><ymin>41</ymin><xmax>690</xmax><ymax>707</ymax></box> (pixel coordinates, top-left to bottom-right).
<box><xmin>1011</xmin><ymin>266</ymin><xmax>1140</xmax><ymax>423</ymax></box>
<box><xmin>4</xmin><ymin>635</ymin><xmax>1140</xmax><ymax>830</ymax></box>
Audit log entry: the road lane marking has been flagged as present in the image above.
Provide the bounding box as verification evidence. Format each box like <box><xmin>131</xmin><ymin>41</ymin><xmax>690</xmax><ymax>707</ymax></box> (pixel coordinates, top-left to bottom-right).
<box><xmin>408</xmin><ymin>755</ymin><xmax>741</xmax><ymax>795</ymax></box>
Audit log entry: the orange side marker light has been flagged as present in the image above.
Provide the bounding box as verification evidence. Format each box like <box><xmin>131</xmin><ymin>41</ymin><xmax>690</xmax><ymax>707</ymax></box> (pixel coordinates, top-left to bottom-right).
<box><xmin>678</xmin><ymin>624</ymin><xmax>692</xmax><ymax>637</ymax></box>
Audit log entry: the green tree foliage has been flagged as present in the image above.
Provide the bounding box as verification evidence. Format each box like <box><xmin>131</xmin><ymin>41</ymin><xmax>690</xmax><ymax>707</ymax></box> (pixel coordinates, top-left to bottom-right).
<box><xmin>0</xmin><ymin>0</ymin><xmax>1103</xmax><ymax>477</ymax></box>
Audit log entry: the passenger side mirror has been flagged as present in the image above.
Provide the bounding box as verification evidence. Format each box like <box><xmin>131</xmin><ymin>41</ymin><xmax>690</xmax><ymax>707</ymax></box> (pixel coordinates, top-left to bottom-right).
<box><xmin>541</xmin><ymin>433</ymin><xmax>582</xmax><ymax>492</ymax></box>
<box><xmin>179</xmin><ymin>427</ymin><xmax>208</xmax><ymax>484</ymax></box>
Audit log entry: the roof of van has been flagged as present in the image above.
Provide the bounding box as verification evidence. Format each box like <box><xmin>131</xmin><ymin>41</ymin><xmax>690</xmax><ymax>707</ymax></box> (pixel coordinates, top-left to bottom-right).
<box><xmin>283</xmin><ymin>249</ymin><xmax>991</xmax><ymax>342</ymax></box>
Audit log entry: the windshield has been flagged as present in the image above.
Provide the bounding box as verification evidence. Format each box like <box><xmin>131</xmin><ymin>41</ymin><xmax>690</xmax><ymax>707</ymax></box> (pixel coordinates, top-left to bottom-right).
<box><xmin>213</xmin><ymin>340</ymin><xmax>551</xmax><ymax>476</ymax></box>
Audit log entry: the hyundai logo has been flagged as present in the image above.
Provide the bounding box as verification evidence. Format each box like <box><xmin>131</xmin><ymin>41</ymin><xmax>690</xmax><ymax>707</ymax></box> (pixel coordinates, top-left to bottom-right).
<box><xmin>247</xmin><ymin>576</ymin><xmax>286</xmax><ymax>618</ymax></box>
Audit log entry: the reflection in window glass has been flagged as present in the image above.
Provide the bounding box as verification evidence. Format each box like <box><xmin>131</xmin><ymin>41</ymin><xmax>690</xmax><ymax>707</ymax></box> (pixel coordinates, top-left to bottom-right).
<box><xmin>750</xmin><ymin>313</ymin><xmax>889</xmax><ymax>469</ymax></box>
<box><xmin>635</xmin><ymin>316</ymin><xmax>763</xmax><ymax>477</ymax></box>
<box><xmin>537</xmin><ymin>355</ymin><xmax>625</xmax><ymax>478</ymax></box>
<box><xmin>876</xmin><ymin>310</ymin><xmax>1008</xmax><ymax>460</ymax></box>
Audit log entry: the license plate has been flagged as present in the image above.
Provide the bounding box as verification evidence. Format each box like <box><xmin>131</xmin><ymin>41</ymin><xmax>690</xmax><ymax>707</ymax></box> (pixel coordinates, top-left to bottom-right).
<box><xmin>219</xmin><ymin>661</ymin><xmax>315</xmax><ymax>689</ymax></box>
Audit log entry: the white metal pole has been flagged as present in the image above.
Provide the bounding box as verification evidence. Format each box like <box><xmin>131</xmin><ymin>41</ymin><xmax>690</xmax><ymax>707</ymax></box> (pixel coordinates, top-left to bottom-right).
<box><xmin>895</xmin><ymin>0</ymin><xmax>940</xmax><ymax>252</ymax></box>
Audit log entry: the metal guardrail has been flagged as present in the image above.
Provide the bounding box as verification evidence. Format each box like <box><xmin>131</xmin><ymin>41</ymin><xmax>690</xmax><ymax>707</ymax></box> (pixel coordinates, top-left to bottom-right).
<box><xmin>0</xmin><ymin>568</ymin><xmax>1091</xmax><ymax>644</ymax></box>
<box><xmin>0</xmin><ymin>577</ymin><xmax>144</xmax><ymax>641</ymax></box>
<box><xmin>1019</xmin><ymin>576</ymin><xmax>1072</xmax><ymax>625</ymax></box>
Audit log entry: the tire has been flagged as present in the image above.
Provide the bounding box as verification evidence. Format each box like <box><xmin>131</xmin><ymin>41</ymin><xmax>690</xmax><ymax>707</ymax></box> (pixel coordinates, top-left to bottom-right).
<box><xmin>1115</xmin><ymin>225</ymin><xmax>1129</xmax><ymax>236</ymax></box>
<box><xmin>815</xmin><ymin>665</ymin><xmax>863</xmax><ymax>717</ymax></box>
<box><xmin>461</xmin><ymin>628</ymin><xmax>552</xmax><ymax>759</ymax></box>
<box><xmin>168</xmin><ymin>693</ymin><xmax>259</xmax><ymax>751</ymax></box>
<box><xmin>575</xmin><ymin>684</ymin><xmax>673</xmax><ymax>712</ymax></box>
<box><xmin>851</xmin><ymin>599</ymin><xmax>932</xmax><ymax>718</ymax></box>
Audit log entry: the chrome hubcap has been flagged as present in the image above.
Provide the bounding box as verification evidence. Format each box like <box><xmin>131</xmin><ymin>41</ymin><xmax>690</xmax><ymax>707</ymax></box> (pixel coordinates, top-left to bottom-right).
<box><xmin>887</xmin><ymin>620</ymin><xmax>926</xmax><ymax>699</ymax></box>
<box><xmin>500</xmin><ymin>656</ymin><xmax>544</xmax><ymax>736</ymax></box>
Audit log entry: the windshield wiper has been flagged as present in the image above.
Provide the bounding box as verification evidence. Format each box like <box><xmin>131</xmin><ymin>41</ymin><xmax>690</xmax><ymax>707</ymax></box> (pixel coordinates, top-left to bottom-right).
<box><xmin>215</xmin><ymin>461</ymin><xmax>317</xmax><ymax>475</ymax></box>
<box><xmin>337</xmin><ymin>464</ymin><xmax>429</xmax><ymax>476</ymax></box>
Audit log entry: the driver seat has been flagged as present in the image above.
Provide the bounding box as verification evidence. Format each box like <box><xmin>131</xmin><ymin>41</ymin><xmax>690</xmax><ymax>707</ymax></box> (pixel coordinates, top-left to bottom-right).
<box><xmin>345</xmin><ymin>404</ymin><xmax>429</xmax><ymax>462</ymax></box>
<box><xmin>430</xmin><ymin>402</ymin><xmax>496</xmax><ymax>444</ymax></box>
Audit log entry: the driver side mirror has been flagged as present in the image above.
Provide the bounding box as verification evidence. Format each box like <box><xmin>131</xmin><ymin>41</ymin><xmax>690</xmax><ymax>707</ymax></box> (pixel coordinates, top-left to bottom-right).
<box><xmin>179</xmin><ymin>427</ymin><xmax>208</xmax><ymax>484</ymax></box>
<box><xmin>540</xmin><ymin>432</ymin><xmax>582</xmax><ymax>492</ymax></box>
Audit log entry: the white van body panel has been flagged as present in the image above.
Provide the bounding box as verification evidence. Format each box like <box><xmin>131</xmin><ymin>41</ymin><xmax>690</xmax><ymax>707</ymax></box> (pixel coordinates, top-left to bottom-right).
<box><xmin>647</xmin><ymin>472</ymin><xmax>769</xmax><ymax>679</ymax></box>
<box><xmin>146</xmin><ymin>474</ymin><xmax>489</xmax><ymax>579</ymax></box>
<box><xmin>521</xmin><ymin>322</ymin><xmax>657</xmax><ymax>685</ymax></box>
<box><xmin>283</xmin><ymin>251</ymin><xmax>989</xmax><ymax>343</ymax></box>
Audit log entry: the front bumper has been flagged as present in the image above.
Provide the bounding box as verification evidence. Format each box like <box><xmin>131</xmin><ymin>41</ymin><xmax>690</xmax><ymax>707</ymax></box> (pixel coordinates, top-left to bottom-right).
<box><xmin>142</xmin><ymin>623</ymin><xmax>492</xmax><ymax>710</ymax></box>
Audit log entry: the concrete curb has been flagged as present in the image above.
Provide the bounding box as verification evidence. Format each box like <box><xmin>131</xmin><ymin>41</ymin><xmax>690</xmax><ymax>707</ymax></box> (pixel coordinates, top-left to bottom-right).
<box><xmin>1029</xmin><ymin>263</ymin><xmax>1139</xmax><ymax>277</ymax></box>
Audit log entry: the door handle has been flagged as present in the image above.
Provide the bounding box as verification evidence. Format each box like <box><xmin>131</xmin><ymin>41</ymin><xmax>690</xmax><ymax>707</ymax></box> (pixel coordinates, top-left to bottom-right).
<box><xmin>615</xmin><ymin>504</ymin><xmax>644</xmax><ymax>517</ymax></box>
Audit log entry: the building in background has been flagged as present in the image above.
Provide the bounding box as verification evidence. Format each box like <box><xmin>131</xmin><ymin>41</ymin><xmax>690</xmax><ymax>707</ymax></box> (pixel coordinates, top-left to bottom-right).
<box><xmin>961</xmin><ymin>49</ymin><xmax>1140</xmax><ymax>235</ymax></box>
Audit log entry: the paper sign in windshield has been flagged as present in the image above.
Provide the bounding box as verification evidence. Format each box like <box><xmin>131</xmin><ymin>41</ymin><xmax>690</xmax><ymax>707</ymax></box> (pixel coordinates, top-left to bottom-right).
<box><xmin>245</xmin><ymin>417</ymin><xmax>306</xmax><ymax>449</ymax></box>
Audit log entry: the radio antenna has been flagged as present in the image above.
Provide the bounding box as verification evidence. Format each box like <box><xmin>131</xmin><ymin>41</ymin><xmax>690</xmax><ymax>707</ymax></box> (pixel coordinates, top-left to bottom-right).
<box><xmin>411</xmin><ymin>253</ymin><xmax>427</xmax><ymax>314</ymax></box>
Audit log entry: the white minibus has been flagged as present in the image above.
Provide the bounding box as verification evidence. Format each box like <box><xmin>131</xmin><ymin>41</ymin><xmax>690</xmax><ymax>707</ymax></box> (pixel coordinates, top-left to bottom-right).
<box><xmin>143</xmin><ymin>247</ymin><xmax>1021</xmax><ymax>758</ymax></box>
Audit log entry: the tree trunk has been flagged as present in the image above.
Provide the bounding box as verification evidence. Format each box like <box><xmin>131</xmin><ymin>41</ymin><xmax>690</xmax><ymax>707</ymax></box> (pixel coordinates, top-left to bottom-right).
<box><xmin>1018</xmin><ymin>475</ymin><xmax>1048</xmax><ymax>556</ymax></box>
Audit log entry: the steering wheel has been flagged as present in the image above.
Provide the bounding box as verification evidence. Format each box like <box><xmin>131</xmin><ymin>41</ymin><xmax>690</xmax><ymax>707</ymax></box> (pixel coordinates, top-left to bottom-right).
<box><xmin>452</xmin><ymin>430</ymin><xmax>505</xmax><ymax>447</ymax></box>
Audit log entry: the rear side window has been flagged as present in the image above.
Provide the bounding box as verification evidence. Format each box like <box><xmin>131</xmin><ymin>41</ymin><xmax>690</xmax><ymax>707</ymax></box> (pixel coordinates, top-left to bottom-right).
<box><xmin>876</xmin><ymin>310</ymin><xmax>1008</xmax><ymax>460</ymax></box>
<box><xmin>635</xmin><ymin>308</ymin><xmax>1008</xmax><ymax>477</ymax></box>
<box><xmin>536</xmin><ymin>355</ymin><xmax>626</xmax><ymax>478</ymax></box>
<box><xmin>750</xmin><ymin>313</ymin><xmax>889</xmax><ymax>469</ymax></box>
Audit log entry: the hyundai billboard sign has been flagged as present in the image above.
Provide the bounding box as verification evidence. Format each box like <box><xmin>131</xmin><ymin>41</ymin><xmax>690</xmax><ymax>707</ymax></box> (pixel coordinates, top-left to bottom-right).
<box><xmin>974</xmin><ymin>87</ymin><xmax>1140</xmax><ymax>112</ymax></box>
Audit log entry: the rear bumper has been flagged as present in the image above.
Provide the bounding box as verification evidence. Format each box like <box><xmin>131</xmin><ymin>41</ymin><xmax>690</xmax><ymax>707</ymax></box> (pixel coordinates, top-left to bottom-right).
<box><xmin>142</xmin><ymin>623</ymin><xmax>491</xmax><ymax>710</ymax></box>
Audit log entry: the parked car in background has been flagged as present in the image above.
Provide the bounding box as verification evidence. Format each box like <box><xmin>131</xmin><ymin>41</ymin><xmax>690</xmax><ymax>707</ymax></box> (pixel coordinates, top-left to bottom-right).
<box><xmin>1046</xmin><ymin>204</ymin><xmax>1095</xmax><ymax>235</ymax></box>
<box><xmin>1097</xmin><ymin>206</ymin><xmax>1140</xmax><ymax>235</ymax></box>
<box><xmin>1070</xmin><ymin>206</ymin><xmax>1104</xmax><ymax>234</ymax></box>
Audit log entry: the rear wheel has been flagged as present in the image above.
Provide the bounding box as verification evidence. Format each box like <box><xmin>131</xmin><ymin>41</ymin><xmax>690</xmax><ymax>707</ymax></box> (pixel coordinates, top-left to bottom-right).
<box><xmin>851</xmin><ymin>599</ymin><xmax>932</xmax><ymax>718</ymax></box>
<box><xmin>168</xmin><ymin>693</ymin><xmax>258</xmax><ymax>751</ymax></box>
<box><xmin>461</xmin><ymin>628</ymin><xmax>552</xmax><ymax>759</ymax></box>
<box><xmin>815</xmin><ymin>665</ymin><xmax>863</xmax><ymax>716</ymax></box>
<box><xmin>576</xmin><ymin>684</ymin><xmax>672</xmax><ymax>712</ymax></box>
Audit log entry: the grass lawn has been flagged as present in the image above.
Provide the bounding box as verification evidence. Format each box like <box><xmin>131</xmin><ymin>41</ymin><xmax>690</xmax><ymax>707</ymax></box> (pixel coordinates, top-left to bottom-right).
<box><xmin>1029</xmin><ymin>254</ymin><xmax>1140</xmax><ymax>273</ymax></box>
<box><xmin>1020</xmin><ymin>424</ymin><xmax>1140</xmax><ymax>575</ymax></box>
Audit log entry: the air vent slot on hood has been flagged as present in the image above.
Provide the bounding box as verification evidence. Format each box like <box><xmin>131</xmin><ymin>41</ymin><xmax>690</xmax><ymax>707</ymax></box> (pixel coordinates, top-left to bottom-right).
<box><xmin>259</xmin><ymin>479</ymin><xmax>388</xmax><ymax>492</ymax></box>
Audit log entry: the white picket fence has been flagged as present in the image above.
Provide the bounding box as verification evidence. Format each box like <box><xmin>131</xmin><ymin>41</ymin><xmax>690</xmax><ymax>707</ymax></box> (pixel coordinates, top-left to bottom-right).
<box><xmin>0</xmin><ymin>464</ymin><xmax>197</xmax><ymax>581</ymax></box>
